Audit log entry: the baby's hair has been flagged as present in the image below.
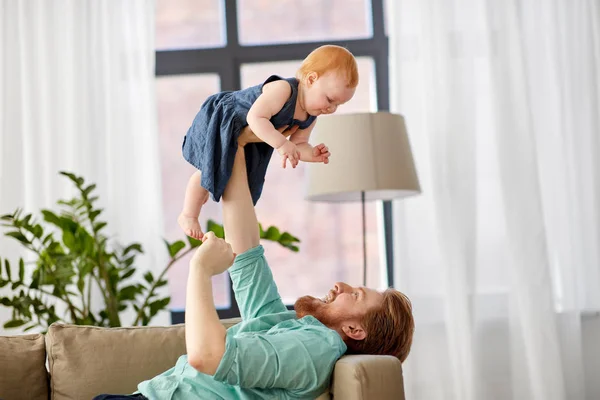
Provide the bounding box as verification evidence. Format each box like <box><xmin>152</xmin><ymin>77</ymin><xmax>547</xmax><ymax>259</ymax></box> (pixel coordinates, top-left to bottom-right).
<box><xmin>296</xmin><ymin>45</ymin><xmax>359</xmax><ymax>88</ymax></box>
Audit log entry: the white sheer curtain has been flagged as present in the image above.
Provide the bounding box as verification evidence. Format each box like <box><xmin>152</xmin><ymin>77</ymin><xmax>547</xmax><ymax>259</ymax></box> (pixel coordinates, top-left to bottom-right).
<box><xmin>0</xmin><ymin>0</ymin><xmax>167</xmax><ymax>333</ymax></box>
<box><xmin>388</xmin><ymin>0</ymin><xmax>600</xmax><ymax>398</ymax></box>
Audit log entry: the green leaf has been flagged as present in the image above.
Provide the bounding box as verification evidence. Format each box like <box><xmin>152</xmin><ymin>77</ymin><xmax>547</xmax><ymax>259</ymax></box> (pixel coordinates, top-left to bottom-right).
<box><xmin>30</xmin><ymin>271</ymin><xmax>39</xmax><ymax>289</ymax></box>
<box><xmin>155</xmin><ymin>279</ymin><xmax>168</xmax><ymax>288</ymax></box>
<box><xmin>122</xmin><ymin>255</ymin><xmax>136</xmax><ymax>268</ymax></box>
<box><xmin>89</xmin><ymin>209</ymin><xmax>103</xmax><ymax>222</ymax></box>
<box><xmin>167</xmin><ymin>241</ymin><xmax>186</xmax><ymax>258</ymax></box>
<box><xmin>5</xmin><ymin>231</ymin><xmax>30</xmax><ymax>244</ymax></box>
<box><xmin>4</xmin><ymin>319</ymin><xmax>27</xmax><ymax>329</ymax></box>
<box><xmin>42</xmin><ymin>233</ymin><xmax>54</xmax><ymax>245</ymax></box>
<box><xmin>143</xmin><ymin>271</ymin><xmax>154</xmax><ymax>284</ymax></box>
<box><xmin>31</xmin><ymin>224</ymin><xmax>43</xmax><ymax>238</ymax></box>
<box><xmin>120</xmin><ymin>268</ymin><xmax>136</xmax><ymax>280</ymax></box>
<box><xmin>58</xmin><ymin>199</ymin><xmax>78</xmax><ymax>208</ymax></box>
<box><xmin>4</xmin><ymin>259</ymin><xmax>11</xmax><ymax>280</ymax></box>
<box><xmin>59</xmin><ymin>171</ymin><xmax>84</xmax><ymax>187</ymax></box>
<box><xmin>18</xmin><ymin>259</ymin><xmax>24</xmax><ymax>283</ymax></box>
<box><xmin>148</xmin><ymin>297</ymin><xmax>170</xmax><ymax>317</ymax></box>
<box><xmin>0</xmin><ymin>297</ymin><xmax>11</xmax><ymax>306</ymax></box>
<box><xmin>186</xmin><ymin>235</ymin><xmax>202</xmax><ymax>249</ymax></box>
<box><xmin>93</xmin><ymin>222</ymin><xmax>107</xmax><ymax>232</ymax></box>
<box><xmin>123</xmin><ymin>243</ymin><xmax>143</xmax><ymax>255</ymax></box>
<box><xmin>80</xmin><ymin>263</ymin><xmax>94</xmax><ymax>277</ymax></box>
<box><xmin>0</xmin><ymin>213</ymin><xmax>13</xmax><ymax>221</ymax></box>
<box><xmin>279</xmin><ymin>232</ymin><xmax>300</xmax><ymax>243</ymax></box>
<box><xmin>62</xmin><ymin>230</ymin><xmax>77</xmax><ymax>251</ymax></box>
<box><xmin>22</xmin><ymin>214</ymin><xmax>32</xmax><ymax>227</ymax></box>
<box><xmin>83</xmin><ymin>184</ymin><xmax>97</xmax><ymax>197</ymax></box>
<box><xmin>82</xmin><ymin>233</ymin><xmax>95</xmax><ymax>255</ymax></box>
<box><xmin>206</xmin><ymin>220</ymin><xmax>225</xmax><ymax>238</ymax></box>
<box><xmin>118</xmin><ymin>285</ymin><xmax>141</xmax><ymax>301</ymax></box>
<box><xmin>23</xmin><ymin>324</ymin><xmax>38</xmax><ymax>332</ymax></box>
<box><xmin>263</xmin><ymin>226</ymin><xmax>281</xmax><ymax>241</ymax></box>
<box><xmin>41</xmin><ymin>210</ymin><xmax>62</xmax><ymax>226</ymax></box>
<box><xmin>77</xmin><ymin>277</ymin><xmax>85</xmax><ymax>294</ymax></box>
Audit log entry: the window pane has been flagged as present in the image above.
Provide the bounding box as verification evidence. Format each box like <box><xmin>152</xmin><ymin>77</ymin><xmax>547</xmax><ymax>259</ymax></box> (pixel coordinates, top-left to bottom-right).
<box><xmin>156</xmin><ymin>74</ymin><xmax>229</xmax><ymax>310</ymax></box>
<box><xmin>237</xmin><ymin>0</ymin><xmax>373</xmax><ymax>45</ymax></box>
<box><xmin>156</xmin><ymin>0</ymin><xmax>225</xmax><ymax>50</ymax></box>
<box><xmin>240</xmin><ymin>60</ymin><xmax>380</xmax><ymax>303</ymax></box>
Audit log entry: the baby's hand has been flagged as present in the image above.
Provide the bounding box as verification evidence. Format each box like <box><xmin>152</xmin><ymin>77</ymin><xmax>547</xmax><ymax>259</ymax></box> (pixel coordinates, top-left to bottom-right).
<box><xmin>277</xmin><ymin>141</ymin><xmax>301</xmax><ymax>168</ymax></box>
<box><xmin>312</xmin><ymin>143</ymin><xmax>331</xmax><ymax>164</ymax></box>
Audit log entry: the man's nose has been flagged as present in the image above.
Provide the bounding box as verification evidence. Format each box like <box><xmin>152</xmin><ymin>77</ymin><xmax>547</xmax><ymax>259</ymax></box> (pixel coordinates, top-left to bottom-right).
<box><xmin>334</xmin><ymin>282</ymin><xmax>351</xmax><ymax>293</ymax></box>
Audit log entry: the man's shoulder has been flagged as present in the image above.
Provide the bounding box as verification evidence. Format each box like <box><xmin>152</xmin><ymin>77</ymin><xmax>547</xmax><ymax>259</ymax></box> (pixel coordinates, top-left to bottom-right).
<box><xmin>281</xmin><ymin>316</ymin><xmax>346</xmax><ymax>350</ymax></box>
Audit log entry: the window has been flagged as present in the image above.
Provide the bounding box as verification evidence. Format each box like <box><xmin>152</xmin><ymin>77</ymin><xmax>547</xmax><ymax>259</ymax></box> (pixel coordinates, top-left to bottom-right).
<box><xmin>155</xmin><ymin>0</ymin><xmax>393</xmax><ymax>321</ymax></box>
<box><xmin>236</xmin><ymin>0</ymin><xmax>373</xmax><ymax>45</ymax></box>
<box><xmin>155</xmin><ymin>0</ymin><xmax>225</xmax><ymax>50</ymax></box>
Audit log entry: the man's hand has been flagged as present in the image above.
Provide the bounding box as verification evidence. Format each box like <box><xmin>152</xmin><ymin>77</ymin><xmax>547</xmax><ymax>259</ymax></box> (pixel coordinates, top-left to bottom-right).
<box><xmin>190</xmin><ymin>232</ymin><xmax>236</xmax><ymax>276</ymax></box>
<box><xmin>277</xmin><ymin>140</ymin><xmax>301</xmax><ymax>168</ymax></box>
<box><xmin>311</xmin><ymin>143</ymin><xmax>331</xmax><ymax>164</ymax></box>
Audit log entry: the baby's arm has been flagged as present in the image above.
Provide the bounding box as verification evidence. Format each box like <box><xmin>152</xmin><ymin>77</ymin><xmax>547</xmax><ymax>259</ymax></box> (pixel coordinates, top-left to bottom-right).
<box><xmin>290</xmin><ymin>121</ymin><xmax>315</xmax><ymax>161</ymax></box>
<box><xmin>246</xmin><ymin>81</ymin><xmax>293</xmax><ymax>149</ymax></box>
<box><xmin>290</xmin><ymin>120</ymin><xmax>331</xmax><ymax>164</ymax></box>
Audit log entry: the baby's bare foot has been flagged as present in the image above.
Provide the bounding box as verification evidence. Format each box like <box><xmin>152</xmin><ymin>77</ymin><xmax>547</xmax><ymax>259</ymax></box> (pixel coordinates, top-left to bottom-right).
<box><xmin>178</xmin><ymin>213</ymin><xmax>204</xmax><ymax>240</ymax></box>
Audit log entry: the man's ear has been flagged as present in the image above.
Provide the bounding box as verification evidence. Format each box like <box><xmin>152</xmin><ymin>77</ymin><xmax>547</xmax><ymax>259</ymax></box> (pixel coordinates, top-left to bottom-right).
<box><xmin>341</xmin><ymin>322</ymin><xmax>366</xmax><ymax>341</ymax></box>
<box><xmin>306</xmin><ymin>72</ymin><xmax>319</xmax><ymax>87</ymax></box>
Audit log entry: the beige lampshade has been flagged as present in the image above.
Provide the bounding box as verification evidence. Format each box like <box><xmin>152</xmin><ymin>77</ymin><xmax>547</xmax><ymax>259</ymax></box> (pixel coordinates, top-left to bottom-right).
<box><xmin>304</xmin><ymin>112</ymin><xmax>421</xmax><ymax>202</ymax></box>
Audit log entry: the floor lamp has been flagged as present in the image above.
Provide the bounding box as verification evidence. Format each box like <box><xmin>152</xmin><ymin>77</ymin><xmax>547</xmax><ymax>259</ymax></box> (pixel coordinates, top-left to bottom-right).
<box><xmin>304</xmin><ymin>112</ymin><xmax>421</xmax><ymax>287</ymax></box>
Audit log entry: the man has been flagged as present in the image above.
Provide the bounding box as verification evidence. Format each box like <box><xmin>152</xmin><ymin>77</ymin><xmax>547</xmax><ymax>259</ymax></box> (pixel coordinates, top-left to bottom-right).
<box><xmin>94</xmin><ymin>127</ymin><xmax>415</xmax><ymax>400</ymax></box>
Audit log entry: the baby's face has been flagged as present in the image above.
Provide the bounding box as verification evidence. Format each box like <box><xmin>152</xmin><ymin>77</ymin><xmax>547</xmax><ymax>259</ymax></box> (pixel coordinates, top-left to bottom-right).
<box><xmin>302</xmin><ymin>71</ymin><xmax>356</xmax><ymax>117</ymax></box>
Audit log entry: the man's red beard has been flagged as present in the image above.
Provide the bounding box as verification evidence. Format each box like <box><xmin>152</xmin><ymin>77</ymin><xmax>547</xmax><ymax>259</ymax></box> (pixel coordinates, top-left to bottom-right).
<box><xmin>294</xmin><ymin>295</ymin><xmax>346</xmax><ymax>328</ymax></box>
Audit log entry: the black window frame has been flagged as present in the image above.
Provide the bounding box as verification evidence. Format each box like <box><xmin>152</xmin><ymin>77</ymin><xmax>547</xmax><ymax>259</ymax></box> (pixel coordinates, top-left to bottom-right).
<box><xmin>156</xmin><ymin>0</ymin><xmax>395</xmax><ymax>323</ymax></box>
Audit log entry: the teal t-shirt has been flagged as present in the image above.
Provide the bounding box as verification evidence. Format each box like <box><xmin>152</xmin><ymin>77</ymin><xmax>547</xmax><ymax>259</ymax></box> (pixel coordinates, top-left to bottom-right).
<box><xmin>137</xmin><ymin>245</ymin><xmax>347</xmax><ymax>400</ymax></box>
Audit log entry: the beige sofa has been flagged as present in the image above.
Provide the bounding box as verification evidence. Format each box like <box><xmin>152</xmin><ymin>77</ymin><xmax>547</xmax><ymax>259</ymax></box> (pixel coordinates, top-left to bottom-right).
<box><xmin>0</xmin><ymin>318</ymin><xmax>406</xmax><ymax>400</ymax></box>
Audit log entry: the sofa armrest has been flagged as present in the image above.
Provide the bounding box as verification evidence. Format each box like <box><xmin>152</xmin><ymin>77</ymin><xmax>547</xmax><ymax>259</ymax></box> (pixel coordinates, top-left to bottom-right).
<box><xmin>330</xmin><ymin>355</ymin><xmax>405</xmax><ymax>400</ymax></box>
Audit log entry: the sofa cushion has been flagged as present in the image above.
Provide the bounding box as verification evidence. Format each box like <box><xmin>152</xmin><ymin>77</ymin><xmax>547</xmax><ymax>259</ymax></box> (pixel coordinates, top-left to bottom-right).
<box><xmin>45</xmin><ymin>319</ymin><xmax>242</xmax><ymax>400</ymax></box>
<box><xmin>0</xmin><ymin>333</ymin><xmax>48</xmax><ymax>400</ymax></box>
<box><xmin>46</xmin><ymin>323</ymin><xmax>187</xmax><ymax>400</ymax></box>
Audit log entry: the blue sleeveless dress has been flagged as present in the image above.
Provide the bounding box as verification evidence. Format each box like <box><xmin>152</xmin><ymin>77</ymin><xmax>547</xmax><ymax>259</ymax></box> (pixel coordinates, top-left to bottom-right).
<box><xmin>182</xmin><ymin>75</ymin><xmax>317</xmax><ymax>205</ymax></box>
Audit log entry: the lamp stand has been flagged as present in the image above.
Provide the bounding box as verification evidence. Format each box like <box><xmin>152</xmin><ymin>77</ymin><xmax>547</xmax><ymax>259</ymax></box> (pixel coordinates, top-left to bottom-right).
<box><xmin>361</xmin><ymin>191</ymin><xmax>367</xmax><ymax>287</ymax></box>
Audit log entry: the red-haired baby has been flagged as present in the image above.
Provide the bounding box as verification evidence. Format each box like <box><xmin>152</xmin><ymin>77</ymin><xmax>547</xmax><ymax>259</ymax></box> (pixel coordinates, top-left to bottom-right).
<box><xmin>178</xmin><ymin>45</ymin><xmax>358</xmax><ymax>239</ymax></box>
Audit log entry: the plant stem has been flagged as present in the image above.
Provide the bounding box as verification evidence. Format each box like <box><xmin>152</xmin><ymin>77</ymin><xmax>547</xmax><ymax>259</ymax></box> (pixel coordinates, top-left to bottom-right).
<box><xmin>85</xmin><ymin>204</ymin><xmax>121</xmax><ymax>327</ymax></box>
<box><xmin>96</xmin><ymin>257</ymin><xmax>121</xmax><ymax>327</ymax></box>
<box><xmin>86</xmin><ymin>274</ymin><xmax>92</xmax><ymax>318</ymax></box>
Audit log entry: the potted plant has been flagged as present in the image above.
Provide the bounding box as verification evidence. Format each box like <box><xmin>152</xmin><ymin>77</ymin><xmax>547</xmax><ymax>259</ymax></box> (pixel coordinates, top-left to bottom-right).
<box><xmin>0</xmin><ymin>171</ymin><xmax>299</xmax><ymax>331</ymax></box>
